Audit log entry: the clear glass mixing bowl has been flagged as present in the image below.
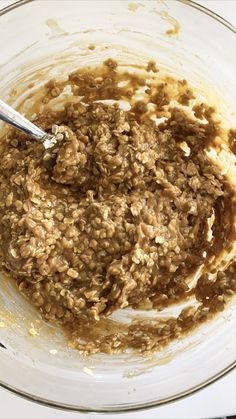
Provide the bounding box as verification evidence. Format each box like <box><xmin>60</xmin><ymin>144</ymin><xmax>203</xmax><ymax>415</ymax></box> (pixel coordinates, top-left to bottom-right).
<box><xmin>0</xmin><ymin>0</ymin><xmax>236</xmax><ymax>413</ymax></box>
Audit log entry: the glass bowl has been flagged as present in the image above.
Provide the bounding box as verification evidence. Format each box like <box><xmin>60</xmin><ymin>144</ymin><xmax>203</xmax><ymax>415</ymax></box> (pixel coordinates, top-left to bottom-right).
<box><xmin>0</xmin><ymin>0</ymin><xmax>236</xmax><ymax>413</ymax></box>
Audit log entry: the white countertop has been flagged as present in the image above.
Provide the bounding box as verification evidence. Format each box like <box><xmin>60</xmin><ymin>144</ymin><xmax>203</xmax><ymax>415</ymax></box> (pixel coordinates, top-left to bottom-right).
<box><xmin>0</xmin><ymin>1</ymin><xmax>236</xmax><ymax>418</ymax></box>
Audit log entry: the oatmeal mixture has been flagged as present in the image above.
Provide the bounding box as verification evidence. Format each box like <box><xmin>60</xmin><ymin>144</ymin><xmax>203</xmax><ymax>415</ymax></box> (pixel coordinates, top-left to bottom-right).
<box><xmin>0</xmin><ymin>59</ymin><xmax>235</xmax><ymax>354</ymax></box>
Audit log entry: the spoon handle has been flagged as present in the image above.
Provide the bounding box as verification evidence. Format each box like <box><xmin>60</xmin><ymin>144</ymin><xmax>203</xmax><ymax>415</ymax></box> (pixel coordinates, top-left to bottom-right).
<box><xmin>0</xmin><ymin>99</ymin><xmax>45</xmax><ymax>140</ymax></box>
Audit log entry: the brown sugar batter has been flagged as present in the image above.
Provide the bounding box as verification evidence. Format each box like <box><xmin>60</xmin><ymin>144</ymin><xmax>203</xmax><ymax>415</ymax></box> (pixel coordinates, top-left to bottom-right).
<box><xmin>0</xmin><ymin>59</ymin><xmax>236</xmax><ymax>354</ymax></box>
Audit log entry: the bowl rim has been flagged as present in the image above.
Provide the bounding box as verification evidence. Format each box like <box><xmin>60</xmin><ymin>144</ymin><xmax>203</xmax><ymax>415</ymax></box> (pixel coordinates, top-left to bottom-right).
<box><xmin>0</xmin><ymin>0</ymin><xmax>236</xmax><ymax>413</ymax></box>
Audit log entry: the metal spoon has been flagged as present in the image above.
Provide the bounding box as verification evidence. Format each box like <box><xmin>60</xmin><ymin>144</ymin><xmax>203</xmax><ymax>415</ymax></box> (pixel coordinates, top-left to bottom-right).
<box><xmin>0</xmin><ymin>99</ymin><xmax>57</xmax><ymax>149</ymax></box>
